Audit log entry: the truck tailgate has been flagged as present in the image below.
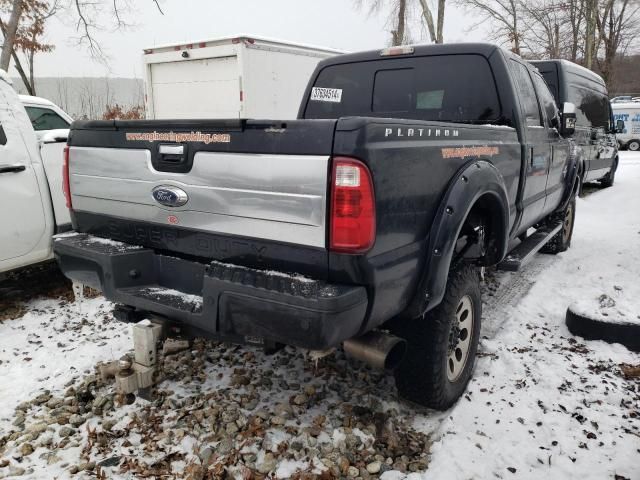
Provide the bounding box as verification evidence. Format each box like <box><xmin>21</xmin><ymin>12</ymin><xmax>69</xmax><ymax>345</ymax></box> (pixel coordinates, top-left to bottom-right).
<box><xmin>67</xmin><ymin>119</ymin><xmax>336</xmax><ymax>275</ymax></box>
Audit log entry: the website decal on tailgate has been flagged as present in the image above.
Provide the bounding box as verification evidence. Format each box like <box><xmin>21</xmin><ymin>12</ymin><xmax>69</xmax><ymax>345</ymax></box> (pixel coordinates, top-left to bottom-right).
<box><xmin>310</xmin><ymin>87</ymin><xmax>343</xmax><ymax>103</ymax></box>
<box><xmin>125</xmin><ymin>131</ymin><xmax>231</xmax><ymax>144</ymax></box>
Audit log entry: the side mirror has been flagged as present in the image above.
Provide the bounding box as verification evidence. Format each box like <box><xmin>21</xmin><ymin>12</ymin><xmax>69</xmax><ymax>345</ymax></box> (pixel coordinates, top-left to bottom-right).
<box><xmin>615</xmin><ymin>119</ymin><xmax>625</xmax><ymax>134</ymax></box>
<box><xmin>560</xmin><ymin>102</ymin><xmax>576</xmax><ymax>137</ymax></box>
<box><xmin>40</xmin><ymin>128</ymin><xmax>69</xmax><ymax>144</ymax></box>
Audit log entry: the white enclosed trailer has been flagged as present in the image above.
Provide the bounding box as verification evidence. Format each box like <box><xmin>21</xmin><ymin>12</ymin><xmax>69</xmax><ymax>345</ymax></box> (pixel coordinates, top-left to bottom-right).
<box><xmin>143</xmin><ymin>35</ymin><xmax>342</xmax><ymax>120</ymax></box>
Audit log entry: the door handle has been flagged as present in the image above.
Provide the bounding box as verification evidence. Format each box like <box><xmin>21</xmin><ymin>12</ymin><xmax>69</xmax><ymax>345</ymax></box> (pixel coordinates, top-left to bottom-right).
<box><xmin>530</xmin><ymin>147</ymin><xmax>534</xmax><ymax>167</ymax></box>
<box><xmin>0</xmin><ymin>164</ymin><xmax>26</xmax><ymax>174</ymax></box>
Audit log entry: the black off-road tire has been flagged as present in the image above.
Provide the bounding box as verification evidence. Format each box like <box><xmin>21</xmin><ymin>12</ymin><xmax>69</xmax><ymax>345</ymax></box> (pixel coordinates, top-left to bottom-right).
<box><xmin>394</xmin><ymin>264</ymin><xmax>482</xmax><ymax>410</ymax></box>
<box><xmin>566</xmin><ymin>306</ymin><xmax>640</xmax><ymax>353</ymax></box>
<box><xmin>540</xmin><ymin>198</ymin><xmax>576</xmax><ymax>255</ymax></box>
<box><xmin>600</xmin><ymin>158</ymin><xmax>618</xmax><ymax>188</ymax></box>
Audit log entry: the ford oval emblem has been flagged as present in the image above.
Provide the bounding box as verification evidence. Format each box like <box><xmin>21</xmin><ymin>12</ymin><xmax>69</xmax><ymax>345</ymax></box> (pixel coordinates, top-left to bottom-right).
<box><xmin>151</xmin><ymin>185</ymin><xmax>189</xmax><ymax>207</ymax></box>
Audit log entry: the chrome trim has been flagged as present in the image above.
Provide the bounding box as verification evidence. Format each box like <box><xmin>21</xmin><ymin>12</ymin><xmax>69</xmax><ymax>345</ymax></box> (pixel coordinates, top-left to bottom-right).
<box><xmin>159</xmin><ymin>144</ymin><xmax>184</xmax><ymax>155</ymax></box>
<box><xmin>69</xmin><ymin>147</ymin><xmax>330</xmax><ymax>248</ymax></box>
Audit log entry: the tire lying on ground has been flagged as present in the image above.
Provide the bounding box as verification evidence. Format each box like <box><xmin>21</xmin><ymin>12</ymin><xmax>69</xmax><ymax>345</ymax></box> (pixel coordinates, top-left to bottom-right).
<box><xmin>566</xmin><ymin>298</ymin><xmax>640</xmax><ymax>353</ymax></box>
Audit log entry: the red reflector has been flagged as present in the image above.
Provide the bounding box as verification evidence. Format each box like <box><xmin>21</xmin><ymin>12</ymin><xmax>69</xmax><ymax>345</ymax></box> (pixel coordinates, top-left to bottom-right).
<box><xmin>240</xmin><ymin>90</ymin><xmax>243</xmax><ymax>102</ymax></box>
<box><xmin>62</xmin><ymin>146</ymin><xmax>72</xmax><ymax>209</ymax></box>
<box><xmin>330</xmin><ymin>157</ymin><xmax>375</xmax><ymax>253</ymax></box>
<box><xmin>199</xmin><ymin>42</ymin><xmax>207</xmax><ymax>48</ymax></box>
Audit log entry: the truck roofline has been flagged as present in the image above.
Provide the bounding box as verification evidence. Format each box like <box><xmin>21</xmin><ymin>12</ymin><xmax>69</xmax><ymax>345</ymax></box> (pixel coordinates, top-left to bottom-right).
<box><xmin>530</xmin><ymin>59</ymin><xmax>606</xmax><ymax>88</ymax></box>
<box><xmin>315</xmin><ymin>42</ymin><xmax>503</xmax><ymax>68</ymax></box>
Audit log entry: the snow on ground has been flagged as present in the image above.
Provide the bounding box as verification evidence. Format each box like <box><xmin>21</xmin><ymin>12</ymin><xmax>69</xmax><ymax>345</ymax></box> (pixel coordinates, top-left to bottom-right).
<box><xmin>0</xmin><ymin>297</ymin><xmax>129</xmax><ymax>428</ymax></box>
<box><xmin>0</xmin><ymin>153</ymin><xmax>639</xmax><ymax>479</ymax></box>
<box><xmin>423</xmin><ymin>152</ymin><xmax>640</xmax><ymax>480</ymax></box>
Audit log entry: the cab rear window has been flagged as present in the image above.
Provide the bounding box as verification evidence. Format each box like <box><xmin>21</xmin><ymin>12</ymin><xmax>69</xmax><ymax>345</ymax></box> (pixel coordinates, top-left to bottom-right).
<box><xmin>304</xmin><ymin>54</ymin><xmax>502</xmax><ymax>124</ymax></box>
<box><xmin>24</xmin><ymin>106</ymin><xmax>70</xmax><ymax>131</ymax></box>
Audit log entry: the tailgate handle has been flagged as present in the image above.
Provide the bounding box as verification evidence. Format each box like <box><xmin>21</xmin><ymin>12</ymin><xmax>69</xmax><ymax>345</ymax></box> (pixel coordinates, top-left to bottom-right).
<box><xmin>153</xmin><ymin>143</ymin><xmax>191</xmax><ymax>173</ymax></box>
<box><xmin>159</xmin><ymin>144</ymin><xmax>184</xmax><ymax>156</ymax></box>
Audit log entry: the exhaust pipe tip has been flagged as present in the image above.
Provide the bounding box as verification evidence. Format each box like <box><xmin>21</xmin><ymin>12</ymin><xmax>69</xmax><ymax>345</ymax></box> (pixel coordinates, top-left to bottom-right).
<box><xmin>343</xmin><ymin>331</ymin><xmax>407</xmax><ymax>370</ymax></box>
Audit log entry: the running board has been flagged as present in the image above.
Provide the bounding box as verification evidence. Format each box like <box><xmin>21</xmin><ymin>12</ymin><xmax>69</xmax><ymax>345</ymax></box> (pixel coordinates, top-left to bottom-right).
<box><xmin>497</xmin><ymin>223</ymin><xmax>562</xmax><ymax>272</ymax></box>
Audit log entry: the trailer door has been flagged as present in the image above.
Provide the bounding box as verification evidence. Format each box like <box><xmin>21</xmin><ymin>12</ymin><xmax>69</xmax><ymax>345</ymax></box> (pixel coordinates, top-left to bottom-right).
<box><xmin>150</xmin><ymin>56</ymin><xmax>240</xmax><ymax>119</ymax></box>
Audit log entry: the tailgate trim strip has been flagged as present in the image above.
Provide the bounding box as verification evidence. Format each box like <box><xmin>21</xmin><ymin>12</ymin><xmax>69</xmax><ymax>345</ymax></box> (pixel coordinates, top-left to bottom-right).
<box><xmin>69</xmin><ymin>147</ymin><xmax>330</xmax><ymax>248</ymax></box>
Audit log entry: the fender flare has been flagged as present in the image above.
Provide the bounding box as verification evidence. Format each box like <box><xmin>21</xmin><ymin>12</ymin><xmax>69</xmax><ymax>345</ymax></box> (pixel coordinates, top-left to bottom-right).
<box><xmin>405</xmin><ymin>160</ymin><xmax>510</xmax><ymax>318</ymax></box>
<box><xmin>559</xmin><ymin>141</ymin><xmax>583</xmax><ymax>209</ymax></box>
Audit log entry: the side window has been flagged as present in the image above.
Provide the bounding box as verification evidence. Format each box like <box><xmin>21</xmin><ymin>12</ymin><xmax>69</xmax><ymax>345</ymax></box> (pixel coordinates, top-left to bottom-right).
<box><xmin>568</xmin><ymin>85</ymin><xmax>609</xmax><ymax>129</ymax></box>
<box><xmin>532</xmin><ymin>73</ymin><xmax>559</xmax><ymax>127</ymax></box>
<box><xmin>24</xmin><ymin>106</ymin><xmax>70</xmax><ymax>131</ymax></box>
<box><xmin>0</xmin><ymin>122</ymin><xmax>6</xmax><ymax>145</ymax></box>
<box><xmin>592</xmin><ymin>95</ymin><xmax>611</xmax><ymax>130</ymax></box>
<box><xmin>510</xmin><ymin>60</ymin><xmax>542</xmax><ymax>127</ymax></box>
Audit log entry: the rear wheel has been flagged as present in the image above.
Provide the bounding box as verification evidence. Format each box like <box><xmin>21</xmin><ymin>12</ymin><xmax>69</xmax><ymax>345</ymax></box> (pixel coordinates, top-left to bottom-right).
<box><xmin>394</xmin><ymin>264</ymin><xmax>481</xmax><ymax>410</ymax></box>
<box><xmin>600</xmin><ymin>158</ymin><xmax>618</xmax><ymax>188</ymax></box>
<box><xmin>628</xmin><ymin>140</ymin><xmax>640</xmax><ymax>152</ymax></box>
<box><xmin>540</xmin><ymin>198</ymin><xmax>576</xmax><ymax>255</ymax></box>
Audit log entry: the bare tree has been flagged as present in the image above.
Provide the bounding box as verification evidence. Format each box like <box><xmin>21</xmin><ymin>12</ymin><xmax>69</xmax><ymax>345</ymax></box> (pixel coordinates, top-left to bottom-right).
<box><xmin>417</xmin><ymin>0</ymin><xmax>446</xmax><ymax>43</ymax></box>
<box><xmin>354</xmin><ymin>0</ymin><xmax>447</xmax><ymax>45</ymax></box>
<box><xmin>584</xmin><ymin>0</ymin><xmax>598</xmax><ymax>68</ymax></box>
<box><xmin>0</xmin><ymin>0</ymin><xmax>23</xmax><ymax>70</ymax></box>
<box><xmin>54</xmin><ymin>76</ymin><xmax>70</xmax><ymax>112</ymax></box>
<box><xmin>68</xmin><ymin>0</ymin><xmax>164</xmax><ymax>64</ymax></box>
<box><xmin>595</xmin><ymin>0</ymin><xmax>640</xmax><ymax>83</ymax></box>
<box><xmin>457</xmin><ymin>0</ymin><xmax>523</xmax><ymax>54</ymax></box>
<box><xmin>566</xmin><ymin>0</ymin><xmax>586</xmax><ymax>61</ymax></box>
<box><xmin>392</xmin><ymin>0</ymin><xmax>407</xmax><ymax>45</ymax></box>
<box><xmin>520</xmin><ymin>0</ymin><xmax>572</xmax><ymax>59</ymax></box>
<box><xmin>1</xmin><ymin>0</ymin><xmax>164</xmax><ymax>75</ymax></box>
<box><xmin>1</xmin><ymin>0</ymin><xmax>59</xmax><ymax>94</ymax></box>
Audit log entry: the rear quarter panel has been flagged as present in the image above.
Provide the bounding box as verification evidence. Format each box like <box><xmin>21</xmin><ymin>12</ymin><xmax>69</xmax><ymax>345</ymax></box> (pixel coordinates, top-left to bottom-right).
<box><xmin>330</xmin><ymin>117</ymin><xmax>521</xmax><ymax>328</ymax></box>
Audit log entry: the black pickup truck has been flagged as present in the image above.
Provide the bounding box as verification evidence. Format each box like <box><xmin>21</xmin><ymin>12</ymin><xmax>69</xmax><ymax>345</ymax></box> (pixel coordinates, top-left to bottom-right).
<box><xmin>531</xmin><ymin>59</ymin><xmax>619</xmax><ymax>188</ymax></box>
<box><xmin>55</xmin><ymin>43</ymin><xmax>580</xmax><ymax>410</ymax></box>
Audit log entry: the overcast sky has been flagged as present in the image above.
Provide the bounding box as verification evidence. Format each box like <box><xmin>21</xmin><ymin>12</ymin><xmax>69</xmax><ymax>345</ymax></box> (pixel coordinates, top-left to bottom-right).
<box><xmin>15</xmin><ymin>0</ymin><xmax>489</xmax><ymax>79</ymax></box>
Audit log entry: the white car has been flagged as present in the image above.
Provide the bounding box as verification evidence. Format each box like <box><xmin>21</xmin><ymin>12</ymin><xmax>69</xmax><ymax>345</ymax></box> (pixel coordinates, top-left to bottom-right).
<box><xmin>20</xmin><ymin>94</ymin><xmax>73</xmax><ymax>140</ymax></box>
<box><xmin>1</xmin><ymin>71</ymin><xmax>70</xmax><ymax>275</ymax></box>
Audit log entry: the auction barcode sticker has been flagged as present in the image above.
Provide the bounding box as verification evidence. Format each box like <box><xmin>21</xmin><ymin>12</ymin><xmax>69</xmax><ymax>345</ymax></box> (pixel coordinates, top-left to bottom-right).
<box><xmin>310</xmin><ymin>87</ymin><xmax>343</xmax><ymax>103</ymax></box>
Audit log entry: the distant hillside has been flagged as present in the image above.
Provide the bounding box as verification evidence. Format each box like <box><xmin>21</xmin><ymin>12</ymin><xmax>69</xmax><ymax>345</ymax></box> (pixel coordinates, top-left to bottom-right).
<box><xmin>12</xmin><ymin>77</ymin><xmax>144</xmax><ymax>120</ymax></box>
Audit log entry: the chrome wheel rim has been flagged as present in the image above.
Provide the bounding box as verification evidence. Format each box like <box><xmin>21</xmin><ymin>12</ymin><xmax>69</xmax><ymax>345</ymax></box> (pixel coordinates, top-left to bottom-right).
<box><xmin>447</xmin><ymin>295</ymin><xmax>474</xmax><ymax>382</ymax></box>
<box><xmin>630</xmin><ymin>142</ymin><xmax>640</xmax><ymax>151</ymax></box>
<box><xmin>562</xmin><ymin>203</ymin><xmax>574</xmax><ymax>244</ymax></box>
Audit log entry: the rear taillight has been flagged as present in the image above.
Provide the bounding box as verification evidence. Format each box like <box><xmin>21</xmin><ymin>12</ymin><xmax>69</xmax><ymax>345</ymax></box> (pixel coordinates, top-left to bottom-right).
<box><xmin>330</xmin><ymin>157</ymin><xmax>375</xmax><ymax>253</ymax></box>
<box><xmin>62</xmin><ymin>146</ymin><xmax>72</xmax><ymax>209</ymax></box>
